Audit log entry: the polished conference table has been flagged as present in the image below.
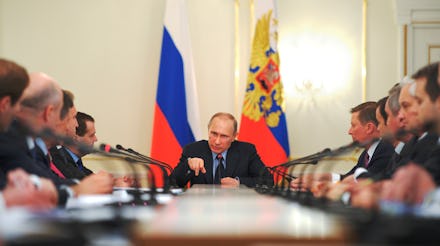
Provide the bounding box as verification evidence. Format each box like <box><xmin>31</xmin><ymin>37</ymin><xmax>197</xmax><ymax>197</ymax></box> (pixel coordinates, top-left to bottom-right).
<box><xmin>133</xmin><ymin>185</ymin><xmax>350</xmax><ymax>245</ymax></box>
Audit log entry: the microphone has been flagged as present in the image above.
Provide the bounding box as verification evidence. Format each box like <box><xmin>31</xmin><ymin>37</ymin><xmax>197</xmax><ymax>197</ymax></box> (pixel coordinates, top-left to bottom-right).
<box><xmin>276</xmin><ymin>148</ymin><xmax>332</xmax><ymax>169</ymax></box>
<box><xmin>256</xmin><ymin>148</ymin><xmax>333</xmax><ymax>195</ymax></box>
<box><xmin>261</xmin><ymin>159</ymin><xmax>317</xmax><ymax>196</ymax></box>
<box><xmin>270</xmin><ymin>142</ymin><xmax>360</xmax><ymax>205</ymax></box>
<box><xmin>116</xmin><ymin>145</ymin><xmax>173</xmax><ymax>173</ymax></box>
<box><xmin>115</xmin><ymin>144</ymin><xmax>173</xmax><ymax>193</ymax></box>
<box><xmin>23</xmin><ymin>124</ymin><xmax>161</xmax><ymax>206</ymax></box>
<box><xmin>99</xmin><ymin>144</ymin><xmax>158</xmax><ymax>206</ymax></box>
<box><xmin>262</xmin><ymin>148</ymin><xmax>332</xmax><ymax>197</ymax></box>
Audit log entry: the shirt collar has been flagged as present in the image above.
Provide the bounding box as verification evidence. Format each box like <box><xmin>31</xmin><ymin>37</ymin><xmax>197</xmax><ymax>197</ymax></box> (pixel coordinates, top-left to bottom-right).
<box><xmin>63</xmin><ymin>146</ymin><xmax>80</xmax><ymax>163</ymax></box>
<box><xmin>395</xmin><ymin>141</ymin><xmax>405</xmax><ymax>154</ymax></box>
<box><xmin>366</xmin><ymin>140</ymin><xmax>380</xmax><ymax>161</ymax></box>
<box><xmin>212</xmin><ymin>150</ymin><xmax>228</xmax><ymax>160</ymax></box>
<box><xmin>26</xmin><ymin>136</ymin><xmax>35</xmax><ymax>150</ymax></box>
<box><xmin>418</xmin><ymin>131</ymin><xmax>428</xmax><ymax>141</ymax></box>
<box><xmin>34</xmin><ymin>137</ymin><xmax>48</xmax><ymax>156</ymax></box>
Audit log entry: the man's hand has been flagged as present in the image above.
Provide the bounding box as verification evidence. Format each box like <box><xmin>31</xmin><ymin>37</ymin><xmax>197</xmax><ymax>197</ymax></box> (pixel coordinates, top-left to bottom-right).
<box><xmin>187</xmin><ymin>157</ymin><xmax>206</xmax><ymax>176</ymax></box>
<box><xmin>350</xmin><ymin>180</ymin><xmax>380</xmax><ymax>209</ymax></box>
<box><xmin>220</xmin><ymin>177</ymin><xmax>239</xmax><ymax>187</ymax></box>
<box><xmin>3</xmin><ymin>169</ymin><xmax>58</xmax><ymax>210</ymax></box>
<box><xmin>72</xmin><ymin>171</ymin><xmax>114</xmax><ymax>196</ymax></box>
<box><xmin>114</xmin><ymin>175</ymin><xmax>136</xmax><ymax>187</ymax></box>
<box><xmin>290</xmin><ymin>173</ymin><xmax>332</xmax><ymax>191</ymax></box>
<box><xmin>380</xmin><ymin>163</ymin><xmax>436</xmax><ymax>205</ymax></box>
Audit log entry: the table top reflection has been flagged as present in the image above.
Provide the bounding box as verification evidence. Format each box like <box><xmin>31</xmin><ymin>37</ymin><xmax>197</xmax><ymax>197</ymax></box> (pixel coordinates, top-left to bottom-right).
<box><xmin>133</xmin><ymin>185</ymin><xmax>349</xmax><ymax>245</ymax></box>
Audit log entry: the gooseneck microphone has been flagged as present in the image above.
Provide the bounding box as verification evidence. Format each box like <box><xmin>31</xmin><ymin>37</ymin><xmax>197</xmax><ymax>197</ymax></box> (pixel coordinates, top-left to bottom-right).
<box><xmin>27</xmin><ymin>126</ymin><xmax>160</xmax><ymax>206</ymax></box>
<box><xmin>257</xmin><ymin>148</ymin><xmax>331</xmax><ymax>196</ymax></box>
<box><xmin>99</xmin><ymin>143</ymin><xmax>158</xmax><ymax>206</ymax></box>
<box><xmin>260</xmin><ymin>141</ymin><xmax>361</xmax><ymax>206</ymax></box>
<box><xmin>115</xmin><ymin>144</ymin><xmax>174</xmax><ymax>193</ymax></box>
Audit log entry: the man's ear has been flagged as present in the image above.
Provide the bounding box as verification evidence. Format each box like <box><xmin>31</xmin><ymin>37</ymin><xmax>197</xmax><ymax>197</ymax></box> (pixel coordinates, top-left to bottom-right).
<box><xmin>365</xmin><ymin>122</ymin><xmax>377</xmax><ymax>134</ymax></box>
<box><xmin>42</xmin><ymin>104</ymin><xmax>54</xmax><ymax>122</ymax></box>
<box><xmin>434</xmin><ymin>97</ymin><xmax>440</xmax><ymax>113</ymax></box>
<box><xmin>0</xmin><ymin>96</ymin><xmax>11</xmax><ymax>113</ymax></box>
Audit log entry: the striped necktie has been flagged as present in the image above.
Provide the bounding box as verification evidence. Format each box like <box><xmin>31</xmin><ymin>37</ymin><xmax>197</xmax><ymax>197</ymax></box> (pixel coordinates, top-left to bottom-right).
<box><xmin>214</xmin><ymin>154</ymin><xmax>224</xmax><ymax>184</ymax></box>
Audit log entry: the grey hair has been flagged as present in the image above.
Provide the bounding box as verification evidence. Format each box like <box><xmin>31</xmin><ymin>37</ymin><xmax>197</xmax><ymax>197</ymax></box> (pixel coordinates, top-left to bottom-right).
<box><xmin>20</xmin><ymin>81</ymin><xmax>61</xmax><ymax>112</ymax></box>
<box><xmin>388</xmin><ymin>84</ymin><xmax>402</xmax><ymax>116</ymax></box>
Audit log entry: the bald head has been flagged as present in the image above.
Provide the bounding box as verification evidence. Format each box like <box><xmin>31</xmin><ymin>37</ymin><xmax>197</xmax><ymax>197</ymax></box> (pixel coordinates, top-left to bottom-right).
<box><xmin>17</xmin><ymin>72</ymin><xmax>63</xmax><ymax>137</ymax></box>
<box><xmin>20</xmin><ymin>73</ymin><xmax>62</xmax><ymax>111</ymax></box>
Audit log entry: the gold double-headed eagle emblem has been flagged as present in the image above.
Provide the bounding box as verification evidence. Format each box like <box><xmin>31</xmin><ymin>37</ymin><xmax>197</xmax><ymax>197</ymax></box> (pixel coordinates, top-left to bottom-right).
<box><xmin>242</xmin><ymin>10</ymin><xmax>285</xmax><ymax>128</ymax></box>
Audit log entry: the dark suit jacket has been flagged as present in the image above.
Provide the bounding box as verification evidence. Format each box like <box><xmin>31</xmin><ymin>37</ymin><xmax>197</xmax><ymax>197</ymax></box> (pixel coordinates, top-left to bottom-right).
<box><xmin>378</xmin><ymin>133</ymin><xmax>438</xmax><ymax>180</ymax></box>
<box><xmin>0</xmin><ymin>169</ymin><xmax>6</xmax><ymax>189</ymax></box>
<box><xmin>424</xmin><ymin>146</ymin><xmax>440</xmax><ymax>185</ymax></box>
<box><xmin>0</xmin><ymin>122</ymin><xmax>72</xmax><ymax>185</ymax></box>
<box><xmin>342</xmin><ymin>139</ymin><xmax>395</xmax><ymax>180</ymax></box>
<box><xmin>0</xmin><ymin>121</ymin><xmax>74</xmax><ymax>205</ymax></box>
<box><xmin>172</xmin><ymin>140</ymin><xmax>273</xmax><ymax>188</ymax></box>
<box><xmin>401</xmin><ymin>133</ymin><xmax>438</xmax><ymax>166</ymax></box>
<box><xmin>50</xmin><ymin>146</ymin><xmax>93</xmax><ymax>180</ymax></box>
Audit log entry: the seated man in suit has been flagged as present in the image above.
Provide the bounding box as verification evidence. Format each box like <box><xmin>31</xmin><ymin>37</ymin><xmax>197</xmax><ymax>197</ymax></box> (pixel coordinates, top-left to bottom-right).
<box><xmin>0</xmin><ymin>71</ymin><xmax>114</xmax><ymax>206</ymax></box>
<box><xmin>378</xmin><ymin>62</ymin><xmax>440</xmax><ymax>215</ymax></box>
<box><xmin>50</xmin><ymin>91</ymin><xmax>94</xmax><ymax>180</ymax></box>
<box><xmin>75</xmin><ymin>111</ymin><xmax>98</xmax><ymax>153</ymax></box>
<box><xmin>172</xmin><ymin>112</ymin><xmax>273</xmax><ymax>188</ymax></box>
<box><xmin>397</xmin><ymin>82</ymin><xmax>438</xmax><ymax>167</ymax></box>
<box><xmin>0</xmin><ymin>58</ymin><xmax>57</xmax><ymax>210</ymax></box>
<box><xmin>51</xmin><ymin>106</ymin><xmax>133</xmax><ymax>187</ymax></box>
<box><xmin>290</xmin><ymin>101</ymin><xmax>395</xmax><ymax>194</ymax></box>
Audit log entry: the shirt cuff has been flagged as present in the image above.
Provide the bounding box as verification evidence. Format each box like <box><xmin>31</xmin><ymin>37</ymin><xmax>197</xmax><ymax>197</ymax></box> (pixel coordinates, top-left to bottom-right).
<box><xmin>234</xmin><ymin>176</ymin><xmax>240</xmax><ymax>183</ymax></box>
<box><xmin>331</xmin><ymin>173</ymin><xmax>341</xmax><ymax>183</ymax></box>
<box><xmin>341</xmin><ymin>191</ymin><xmax>351</xmax><ymax>205</ymax></box>
<box><xmin>354</xmin><ymin>168</ymin><xmax>368</xmax><ymax>181</ymax></box>
<box><xmin>29</xmin><ymin>174</ymin><xmax>41</xmax><ymax>189</ymax></box>
<box><xmin>60</xmin><ymin>185</ymin><xmax>76</xmax><ymax>198</ymax></box>
<box><xmin>0</xmin><ymin>192</ymin><xmax>5</xmax><ymax>210</ymax></box>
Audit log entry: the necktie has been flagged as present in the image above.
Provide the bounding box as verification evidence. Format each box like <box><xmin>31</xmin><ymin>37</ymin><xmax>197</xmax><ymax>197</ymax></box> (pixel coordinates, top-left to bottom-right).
<box><xmin>364</xmin><ymin>153</ymin><xmax>370</xmax><ymax>168</ymax></box>
<box><xmin>48</xmin><ymin>154</ymin><xmax>65</xmax><ymax>179</ymax></box>
<box><xmin>29</xmin><ymin>147</ymin><xmax>37</xmax><ymax>160</ymax></box>
<box><xmin>214</xmin><ymin>154</ymin><xmax>224</xmax><ymax>184</ymax></box>
<box><xmin>76</xmin><ymin>158</ymin><xmax>84</xmax><ymax>171</ymax></box>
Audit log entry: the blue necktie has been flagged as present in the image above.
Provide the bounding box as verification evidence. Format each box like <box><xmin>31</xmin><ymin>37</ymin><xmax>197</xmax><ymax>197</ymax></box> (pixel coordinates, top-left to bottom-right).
<box><xmin>214</xmin><ymin>154</ymin><xmax>224</xmax><ymax>184</ymax></box>
<box><xmin>76</xmin><ymin>158</ymin><xmax>84</xmax><ymax>171</ymax></box>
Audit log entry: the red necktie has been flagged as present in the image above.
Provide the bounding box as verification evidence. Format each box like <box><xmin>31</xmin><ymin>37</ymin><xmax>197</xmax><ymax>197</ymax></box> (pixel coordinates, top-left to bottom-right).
<box><xmin>48</xmin><ymin>154</ymin><xmax>65</xmax><ymax>179</ymax></box>
<box><xmin>364</xmin><ymin>153</ymin><xmax>370</xmax><ymax>168</ymax></box>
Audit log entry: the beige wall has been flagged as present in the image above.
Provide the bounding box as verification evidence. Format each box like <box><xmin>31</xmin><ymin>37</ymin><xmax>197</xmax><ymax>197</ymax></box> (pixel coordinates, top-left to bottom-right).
<box><xmin>366</xmin><ymin>0</ymin><xmax>399</xmax><ymax>101</ymax></box>
<box><xmin>0</xmin><ymin>0</ymin><xmax>400</xmax><ymax>163</ymax></box>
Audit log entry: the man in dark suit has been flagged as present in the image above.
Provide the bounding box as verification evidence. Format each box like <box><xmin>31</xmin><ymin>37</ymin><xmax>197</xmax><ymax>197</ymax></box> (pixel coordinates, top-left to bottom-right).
<box><xmin>350</xmin><ymin>97</ymin><xmax>400</xmax><ymax>180</ymax></box>
<box><xmin>0</xmin><ymin>58</ymin><xmax>58</xmax><ymax>210</ymax></box>
<box><xmin>379</xmin><ymin>62</ymin><xmax>440</xmax><ymax>211</ymax></box>
<box><xmin>50</xmin><ymin>92</ymin><xmax>93</xmax><ymax>180</ymax></box>
<box><xmin>290</xmin><ymin>101</ymin><xmax>394</xmax><ymax>193</ymax></box>
<box><xmin>396</xmin><ymin>81</ymin><xmax>439</xmax><ymax>167</ymax></box>
<box><xmin>340</xmin><ymin>101</ymin><xmax>395</xmax><ymax>181</ymax></box>
<box><xmin>172</xmin><ymin>112</ymin><xmax>273</xmax><ymax>188</ymax></box>
<box><xmin>0</xmin><ymin>72</ymin><xmax>114</xmax><ymax>206</ymax></box>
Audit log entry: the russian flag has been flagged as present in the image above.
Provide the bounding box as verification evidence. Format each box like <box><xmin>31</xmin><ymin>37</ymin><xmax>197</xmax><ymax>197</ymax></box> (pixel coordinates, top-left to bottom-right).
<box><xmin>150</xmin><ymin>0</ymin><xmax>201</xmax><ymax>187</ymax></box>
<box><xmin>238</xmin><ymin>0</ymin><xmax>290</xmax><ymax>173</ymax></box>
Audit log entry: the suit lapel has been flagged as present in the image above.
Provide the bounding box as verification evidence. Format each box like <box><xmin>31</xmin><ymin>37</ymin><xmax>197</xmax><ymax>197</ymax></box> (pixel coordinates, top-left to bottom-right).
<box><xmin>225</xmin><ymin>142</ymin><xmax>240</xmax><ymax>177</ymax></box>
<box><xmin>202</xmin><ymin>143</ymin><xmax>214</xmax><ymax>184</ymax></box>
<box><xmin>357</xmin><ymin>150</ymin><xmax>367</xmax><ymax>167</ymax></box>
<box><xmin>369</xmin><ymin>141</ymin><xmax>382</xmax><ymax>164</ymax></box>
<box><xmin>35</xmin><ymin>144</ymin><xmax>50</xmax><ymax>167</ymax></box>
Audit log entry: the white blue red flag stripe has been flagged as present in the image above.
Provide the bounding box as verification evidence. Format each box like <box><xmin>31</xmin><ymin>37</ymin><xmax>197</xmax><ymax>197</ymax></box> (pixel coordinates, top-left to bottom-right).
<box><xmin>151</xmin><ymin>0</ymin><xmax>201</xmax><ymax>187</ymax></box>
